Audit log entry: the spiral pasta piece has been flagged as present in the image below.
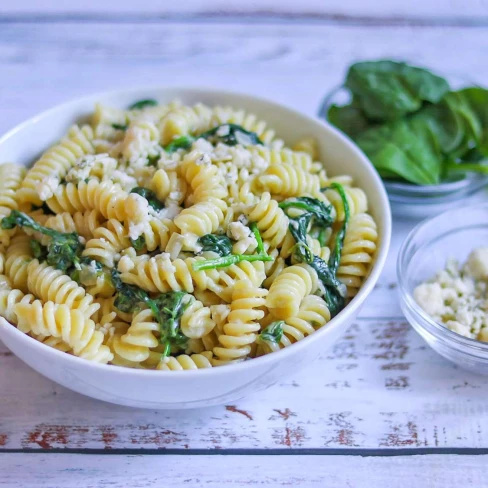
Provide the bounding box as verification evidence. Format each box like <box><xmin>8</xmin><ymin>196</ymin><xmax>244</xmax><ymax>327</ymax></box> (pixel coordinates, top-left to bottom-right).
<box><xmin>44</xmin><ymin>210</ymin><xmax>103</xmax><ymax>241</ymax></box>
<box><xmin>266</xmin><ymin>264</ymin><xmax>318</xmax><ymax>319</ymax></box>
<box><xmin>337</xmin><ymin>213</ymin><xmax>378</xmax><ymax>298</ymax></box>
<box><xmin>213</xmin><ymin>280</ymin><xmax>267</xmax><ymax>364</ymax></box>
<box><xmin>15</xmin><ymin>300</ymin><xmax>112</xmax><ymax>363</ymax></box>
<box><xmin>83</xmin><ymin>219</ymin><xmax>131</xmax><ymax>268</ymax></box>
<box><xmin>157</xmin><ymin>352</ymin><xmax>213</xmax><ymax>371</ymax></box>
<box><xmin>244</xmin><ymin>192</ymin><xmax>288</xmax><ymax>250</ymax></box>
<box><xmin>252</xmin><ymin>147</ymin><xmax>321</xmax><ymax>173</ymax></box>
<box><xmin>150</xmin><ymin>168</ymin><xmax>187</xmax><ymax>204</ymax></box>
<box><xmin>258</xmin><ymin>295</ymin><xmax>331</xmax><ymax>354</ymax></box>
<box><xmin>46</xmin><ymin>179</ymin><xmax>128</xmax><ymax>221</ymax></box>
<box><xmin>27</xmin><ymin>260</ymin><xmax>99</xmax><ymax>316</ymax></box>
<box><xmin>18</xmin><ymin>125</ymin><xmax>95</xmax><ymax>205</ymax></box>
<box><xmin>118</xmin><ymin>308</ymin><xmax>160</xmax><ymax>362</ymax></box>
<box><xmin>160</xmin><ymin>103</ymin><xmax>213</xmax><ymax>145</ymax></box>
<box><xmin>174</xmin><ymin>197</ymin><xmax>227</xmax><ymax>237</ymax></box>
<box><xmin>5</xmin><ymin>234</ymin><xmax>33</xmax><ymax>293</ymax></box>
<box><xmin>180</xmin><ymin>151</ymin><xmax>227</xmax><ymax>203</ymax></box>
<box><xmin>180</xmin><ymin>298</ymin><xmax>215</xmax><ymax>339</ymax></box>
<box><xmin>0</xmin><ymin>163</ymin><xmax>26</xmax><ymax>245</ymax></box>
<box><xmin>0</xmin><ymin>286</ymin><xmax>35</xmax><ymax>327</ymax></box>
<box><xmin>255</xmin><ymin>164</ymin><xmax>321</xmax><ymax>198</ymax></box>
<box><xmin>325</xmin><ymin>186</ymin><xmax>368</xmax><ymax>221</ymax></box>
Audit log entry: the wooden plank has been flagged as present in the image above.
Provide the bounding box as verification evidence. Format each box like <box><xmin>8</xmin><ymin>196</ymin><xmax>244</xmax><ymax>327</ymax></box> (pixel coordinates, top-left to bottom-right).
<box><xmin>1</xmin><ymin>0</ymin><xmax>487</xmax><ymax>21</ymax></box>
<box><xmin>2</xmin><ymin>315</ymin><xmax>488</xmax><ymax>450</ymax></box>
<box><xmin>1</xmin><ymin>453</ymin><xmax>487</xmax><ymax>488</ymax></box>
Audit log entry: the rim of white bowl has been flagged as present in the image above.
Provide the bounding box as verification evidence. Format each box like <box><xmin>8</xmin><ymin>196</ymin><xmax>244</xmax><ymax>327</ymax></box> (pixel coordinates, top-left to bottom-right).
<box><xmin>0</xmin><ymin>85</ymin><xmax>392</xmax><ymax>376</ymax></box>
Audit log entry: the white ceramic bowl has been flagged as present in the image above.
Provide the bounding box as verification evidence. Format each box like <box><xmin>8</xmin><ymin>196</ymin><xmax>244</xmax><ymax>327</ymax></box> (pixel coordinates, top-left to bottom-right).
<box><xmin>0</xmin><ymin>88</ymin><xmax>392</xmax><ymax>409</ymax></box>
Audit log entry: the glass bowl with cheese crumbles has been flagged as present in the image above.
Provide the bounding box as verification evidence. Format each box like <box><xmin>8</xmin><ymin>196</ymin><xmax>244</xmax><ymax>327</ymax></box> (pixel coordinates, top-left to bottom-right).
<box><xmin>398</xmin><ymin>203</ymin><xmax>488</xmax><ymax>375</ymax></box>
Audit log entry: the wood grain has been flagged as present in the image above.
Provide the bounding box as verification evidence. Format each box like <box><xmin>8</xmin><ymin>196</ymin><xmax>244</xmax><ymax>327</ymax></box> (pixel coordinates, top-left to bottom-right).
<box><xmin>1</xmin><ymin>453</ymin><xmax>488</xmax><ymax>488</ymax></box>
<box><xmin>2</xmin><ymin>315</ymin><xmax>488</xmax><ymax>450</ymax></box>
<box><xmin>1</xmin><ymin>18</ymin><xmax>488</xmax><ymax>459</ymax></box>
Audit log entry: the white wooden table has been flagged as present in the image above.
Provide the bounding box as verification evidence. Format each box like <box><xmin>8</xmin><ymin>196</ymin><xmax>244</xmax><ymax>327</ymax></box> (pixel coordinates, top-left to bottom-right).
<box><xmin>1</xmin><ymin>1</ymin><xmax>488</xmax><ymax>486</ymax></box>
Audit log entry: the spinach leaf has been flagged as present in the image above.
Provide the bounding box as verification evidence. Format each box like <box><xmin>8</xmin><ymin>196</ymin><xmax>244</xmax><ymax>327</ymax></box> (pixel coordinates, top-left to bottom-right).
<box><xmin>199</xmin><ymin>124</ymin><xmax>263</xmax><ymax>146</ymax></box>
<box><xmin>110</xmin><ymin>270</ymin><xmax>189</xmax><ymax>356</ymax></box>
<box><xmin>345</xmin><ymin>60</ymin><xmax>450</xmax><ymax>122</ymax></box>
<box><xmin>327</xmin><ymin>103</ymin><xmax>373</xmax><ymax>138</ymax></box>
<box><xmin>192</xmin><ymin>223</ymin><xmax>273</xmax><ymax>271</ymax></box>
<box><xmin>164</xmin><ymin>124</ymin><xmax>262</xmax><ymax>154</ymax></box>
<box><xmin>198</xmin><ymin>234</ymin><xmax>233</xmax><ymax>256</ymax></box>
<box><xmin>1</xmin><ymin>210</ymin><xmax>84</xmax><ymax>272</ymax></box>
<box><xmin>129</xmin><ymin>99</ymin><xmax>158</xmax><ymax>110</ymax></box>
<box><xmin>280</xmin><ymin>192</ymin><xmax>346</xmax><ymax>316</ymax></box>
<box><xmin>147</xmin><ymin>153</ymin><xmax>160</xmax><ymax>167</ymax></box>
<box><xmin>327</xmin><ymin>183</ymin><xmax>350</xmax><ymax>274</ymax></box>
<box><xmin>258</xmin><ymin>321</ymin><xmax>284</xmax><ymax>345</ymax></box>
<box><xmin>130</xmin><ymin>236</ymin><xmax>146</xmax><ymax>252</ymax></box>
<box><xmin>31</xmin><ymin>202</ymin><xmax>55</xmax><ymax>215</ymax></box>
<box><xmin>164</xmin><ymin>135</ymin><xmax>196</xmax><ymax>154</ymax></box>
<box><xmin>458</xmin><ymin>87</ymin><xmax>488</xmax><ymax>157</ymax></box>
<box><xmin>129</xmin><ymin>187</ymin><xmax>165</xmax><ymax>212</ymax></box>
<box><xmin>112</xmin><ymin>123</ymin><xmax>128</xmax><ymax>131</ymax></box>
<box><xmin>354</xmin><ymin>90</ymin><xmax>488</xmax><ymax>185</ymax></box>
<box><xmin>30</xmin><ymin>240</ymin><xmax>47</xmax><ymax>260</ymax></box>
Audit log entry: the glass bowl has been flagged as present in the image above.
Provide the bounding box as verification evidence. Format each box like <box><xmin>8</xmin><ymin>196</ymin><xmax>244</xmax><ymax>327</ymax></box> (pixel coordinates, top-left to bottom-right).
<box><xmin>397</xmin><ymin>203</ymin><xmax>488</xmax><ymax>374</ymax></box>
<box><xmin>318</xmin><ymin>83</ymin><xmax>488</xmax><ymax>219</ymax></box>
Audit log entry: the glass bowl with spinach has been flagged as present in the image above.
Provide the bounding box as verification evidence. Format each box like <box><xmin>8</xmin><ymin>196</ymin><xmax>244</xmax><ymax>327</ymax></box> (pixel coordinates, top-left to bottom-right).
<box><xmin>319</xmin><ymin>60</ymin><xmax>488</xmax><ymax>218</ymax></box>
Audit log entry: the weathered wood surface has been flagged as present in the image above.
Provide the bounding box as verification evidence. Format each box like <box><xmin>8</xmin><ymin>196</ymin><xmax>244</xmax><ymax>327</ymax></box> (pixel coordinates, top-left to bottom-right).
<box><xmin>1</xmin><ymin>5</ymin><xmax>488</xmax><ymax>469</ymax></box>
<box><xmin>2</xmin><ymin>454</ymin><xmax>488</xmax><ymax>488</ymax></box>
<box><xmin>2</xmin><ymin>0</ymin><xmax>488</xmax><ymax>21</ymax></box>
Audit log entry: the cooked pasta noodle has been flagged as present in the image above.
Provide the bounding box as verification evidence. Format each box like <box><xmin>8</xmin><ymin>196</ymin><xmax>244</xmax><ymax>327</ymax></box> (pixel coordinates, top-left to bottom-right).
<box><xmin>0</xmin><ymin>99</ymin><xmax>377</xmax><ymax>368</ymax></box>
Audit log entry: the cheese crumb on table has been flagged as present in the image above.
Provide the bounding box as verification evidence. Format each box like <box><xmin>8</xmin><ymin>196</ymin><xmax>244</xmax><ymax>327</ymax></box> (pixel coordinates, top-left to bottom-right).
<box><xmin>413</xmin><ymin>248</ymin><xmax>488</xmax><ymax>341</ymax></box>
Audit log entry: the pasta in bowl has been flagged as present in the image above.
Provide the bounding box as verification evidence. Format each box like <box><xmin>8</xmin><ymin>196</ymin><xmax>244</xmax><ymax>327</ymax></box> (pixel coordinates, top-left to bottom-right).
<box><xmin>0</xmin><ymin>88</ymin><xmax>390</xmax><ymax>408</ymax></box>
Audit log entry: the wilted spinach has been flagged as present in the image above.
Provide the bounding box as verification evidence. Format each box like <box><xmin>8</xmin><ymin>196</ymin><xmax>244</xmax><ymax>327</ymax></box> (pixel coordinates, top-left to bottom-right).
<box><xmin>130</xmin><ymin>187</ymin><xmax>165</xmax><ymax>212</ymax></box>
<box><xmin>258</xmin><ymin>321</ymin><xmax>284</xmax><ymax>346</ymax></box>
<box><xmin>129</xmin><ymin>99</ymin><xmax>158</xmax><ymax>110</ymax></box>
<box><xmin>110</xmin><ymin>270</ymin><xmax>189</xmax><ymax>356</ymax></box>
<box><xmin>1</xmin><ymin>210</ymin><xmax>84</xmax><ymax>272</ymax></box>
<box><xmin>197</xmin><ymin>234</ymin><xmax>233</xmax><ymax>256</ymax></box>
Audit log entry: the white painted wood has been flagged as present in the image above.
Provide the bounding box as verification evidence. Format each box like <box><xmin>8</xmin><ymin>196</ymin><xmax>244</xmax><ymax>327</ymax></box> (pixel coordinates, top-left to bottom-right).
<box><xmin>3</xmin><ymin>312</ymin><xmax>488</xmax><ymax>450</ymax></box>
<box><xmin>2</xmin><ymin>0</ymin><xmax>488</xmax><ymax>20</ymax></box>
<box><xmin>1</xmin><ymin>20</ymin><xmax>488</xmax><ymax>458</ymax></box>
<box><xmin>1</xmin><ymin>454</ymin><xmax>488</xmax><ymax>488</ymax></box>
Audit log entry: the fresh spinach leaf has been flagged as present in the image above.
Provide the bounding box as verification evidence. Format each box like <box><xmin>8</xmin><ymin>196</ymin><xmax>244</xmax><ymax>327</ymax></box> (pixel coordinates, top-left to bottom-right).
<box><xmin>112</xmin><ymin>123</ymin><xmax>128</xmax><ymax>131</ymax></box>
<box><xmin>30</xmin><ymin>240</ymin><xmax>47</xmax><ymax>260</ymax></box>
<box><xmin>129</xmin><ymin>99</ymin><xmax>158</xmax><ymax>110</ymax></box>
<box><xmin>129</xmin><ymin>187</ymin><xmax>165</xmax><ymax>212</ymax></box>
<box><xmin>345</xmin><ymin>60</ymin><xmax>450</xmax><ymax>121</ymax></box>
<box><xmin>197</xmin><ymin>234</ymin><xmax>232</xmax><ymax>256</ymax></box>
<box><xmin>327</xmin><ymin>183</ymin><xmax>350</xmax><ymax>275</ymax></box>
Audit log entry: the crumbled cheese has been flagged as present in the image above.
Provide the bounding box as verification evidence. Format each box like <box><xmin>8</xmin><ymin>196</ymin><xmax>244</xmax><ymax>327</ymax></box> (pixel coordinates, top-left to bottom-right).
<box><xmin>110</xmin><ymin>169</ymin><xmax>137</xmax><ymax>191</ymax></box>
<box><xmin>465</xmin><ymin>247</ymin><xmax>488</xmax><ymax>280</ymax></box>
<box><xmin>36</xmin><ymin>175</ymin><xmax>59</xmax><ymax>201</ymax></box>
<box><xmin>216</xmin><ymin>124</ymin><xmax>230</xmax><ymax>137</ymax></box>
<box><xmin>66</xmin><ymin>154</ymin><xmax>118</xmax><ymax>183</ymax></box>
<box><xmin>125</xmin><ymin>193</ymin><xmax>151</xmax><ymax>240</ymax></box>
<box><xmin>154</xmin><ymin>202</ymin><xmax>182</xmax><ymax>220</ymax></box>
<box><xmin>192</xmin><ymin>138</ymin><xmax>214</xmax><ymax>153</ymax></box>
<box><xmin>414</xmin><ymin>250</ymin><xmax>488</xmax><ymax>341</ymax></box>
<box><xmin>228</xmin><ymin>222</ymin><xmax>252</xmax><ymax>241</ymax></box>
<box><xmin>183</xmin><ymin>233</ymin><xmax>203</xmax><ymax>254</ymax></box>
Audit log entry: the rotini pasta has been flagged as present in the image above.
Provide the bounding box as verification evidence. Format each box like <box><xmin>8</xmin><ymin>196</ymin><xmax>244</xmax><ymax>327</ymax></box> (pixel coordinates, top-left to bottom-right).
<box><xmin>0</xmin><ymin>99</ymin><xmax>377</xmax><ymax>369</ymax></box>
